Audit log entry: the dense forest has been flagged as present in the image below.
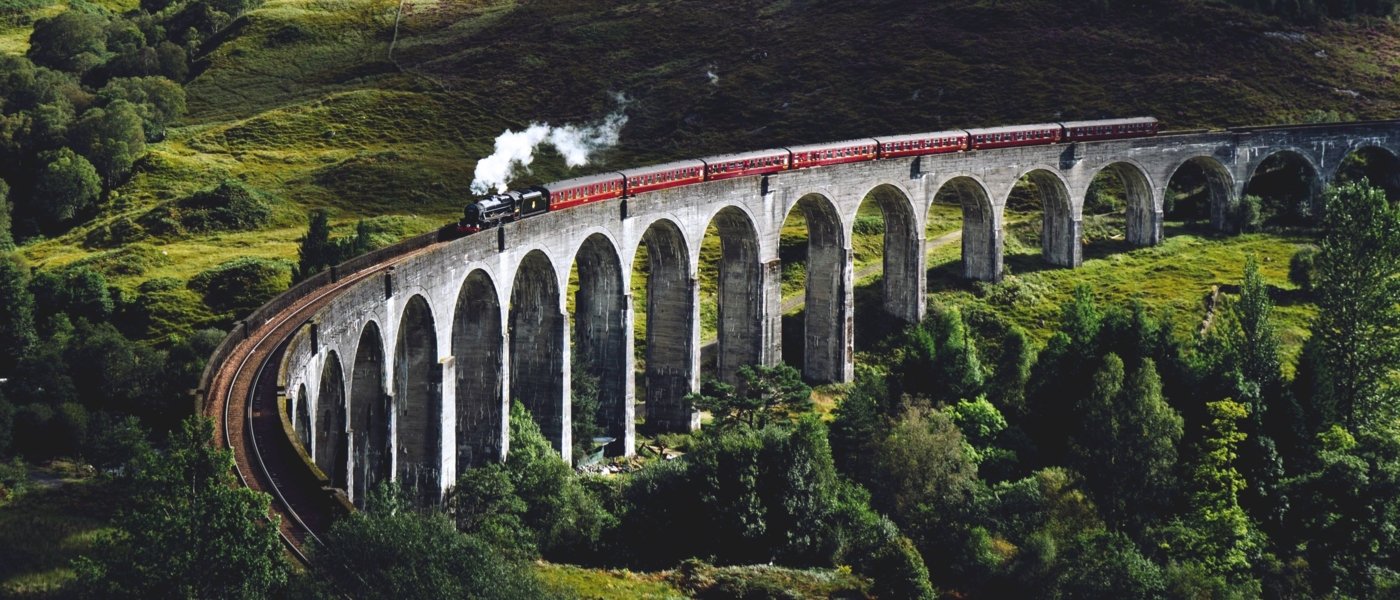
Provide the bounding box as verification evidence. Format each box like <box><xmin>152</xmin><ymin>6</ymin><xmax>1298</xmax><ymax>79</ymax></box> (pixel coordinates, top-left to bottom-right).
<box><xmin>1</xmin><ymin>0</ymin><xmax>1400</xmax><ymax>597</ymax></box>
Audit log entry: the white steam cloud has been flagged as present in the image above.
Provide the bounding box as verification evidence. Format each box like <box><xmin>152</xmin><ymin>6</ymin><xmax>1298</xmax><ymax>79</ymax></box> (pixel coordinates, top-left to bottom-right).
<box><xmin>470</xmin><ymin>98</ymin><xmax>630</xmax><ymax>195</ymax></box>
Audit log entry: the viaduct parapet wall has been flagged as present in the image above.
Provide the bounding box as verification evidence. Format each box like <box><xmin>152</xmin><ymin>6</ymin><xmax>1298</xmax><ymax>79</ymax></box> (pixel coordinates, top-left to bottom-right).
<box><xmin>267</xmin><ymin>121</ymin><xmax>1400</xmax><ymax>504</ymax></box>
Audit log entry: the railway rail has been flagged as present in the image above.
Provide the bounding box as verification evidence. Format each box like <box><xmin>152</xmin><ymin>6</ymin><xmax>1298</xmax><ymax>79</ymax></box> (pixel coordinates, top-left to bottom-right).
<box><xmin>201</xmin><ymin>240</ymin><xmax>442</xmax><ymax>562</ymax></box>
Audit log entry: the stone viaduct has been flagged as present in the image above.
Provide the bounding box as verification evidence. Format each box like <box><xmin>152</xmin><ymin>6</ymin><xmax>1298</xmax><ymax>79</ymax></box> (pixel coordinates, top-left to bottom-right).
<box><xmin>271</xmin><ymin>121</ymin><xmax>1399</xmax><ymax>504</ymax></box>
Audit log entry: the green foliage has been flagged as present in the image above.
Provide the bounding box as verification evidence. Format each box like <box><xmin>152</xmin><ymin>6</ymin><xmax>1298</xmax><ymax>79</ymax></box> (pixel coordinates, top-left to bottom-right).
<box><xmin>569</xmin><ymin>359</ymin><xmax>605</xmax><ymax>464</ymax></box>
<box><xmin>26</xmin><ymin>10</ymin><xmax>107</xmax><ymax>74</ymax></box>
<box><xmin>1239</xmin><ymin>194</ymin><xmax>1263</xmax><ymax>233</ymax></box>
<box><xmin>950</xmin><ymin>397</ymin><xmax>1007</xmax><ymax>449</ymax></box>
<box><xmin>1069</xmin><ymin>355</ymin><xmax>1183</xmax><ymax>533</ymax></box>
<box><xmin>444</xmin><ymin>463</ymin><xmax>534</xmax><ymax>558</ymax></box>
<box><xmin>0</xmin><ymin>179</ymin><xmax>12</xmax><ymax>250</ymax></box>
<box><xmin>97</xmin><ymin>77</ymin><xmax>186</xmax><ymax>140</ymax></box>
<box><xmin>309</xmin><ymin>482</ymin><xmax>545</xmax><ymax>600</ymax></box>
<box><xmin>0</xmin><ymin>253</ymin><xmax>36</xmax><ymax>376</ymax></box>
<box><xmin>294</xmin><ymin>207</ymin><xmax>333</xmax><ymax>281</ymax></box>
<box><xmin>73</xmin><ymin>100</ymin><xmax>145</xmax><ymax>186</ymax></box>
<box><xmin>988</xmin><ymin>324</ymin><xmax>1033</xmax><ymax>419</ymax></box>
<box><xmin>34</xmin><ymin>147</ymin><xmax>100</xmax><ymax>229</ymax></box>
<box><xmin>688</xmin><ymin>363</ymin><xmax>811</xmax><ymax>431</ymax></box>
<box><xmin>1285</xmin><ymin>425</ymin><xmax>1400</xmax><ymax>596</ymax></box>
<box><xmin>896</xmin><ymin>305</ymin><xmax>986</xmax><ymax>404</ymax></box>
<box><xmin>829</xmin><ymin>365</ymin><xmax>886</xmax><ymax>477</ymax></box>
<box><xmin>1288</xmin><ymin>244</ymin><xmax>1318</xmax><ymax>292</ymax></box>
<box><xmin>1159</xmin><ymin>400</ymin><xmax>1261</xmax><ymax>583</ymax></box>
<box><xmin>187</xmin><ymin>256</ymin><xmax>290</xmax><ymax>317</ymax></box>
<box><xmin>29</xmin><ymin>266</ymin><xmax>113</xmax><ymax>325</ymax></box>
<box><xmin>74</xmin><ymin>416</ymin><xmax>288</xmax><ymax>598</ymax></box>
<box><xmin>1052</xmin><ymin>530</ymin><xmax>1168</xmax><ymax>599</ymax></box>
<box><xmin>503</xmin><ymin>400</ymin><xmax>612</xmax><ymax>558</ymax></box>
<box><xmin>1309</xmin><ymin>180</ymin><xmax>1400</xmax><ymax>430</ymax></box>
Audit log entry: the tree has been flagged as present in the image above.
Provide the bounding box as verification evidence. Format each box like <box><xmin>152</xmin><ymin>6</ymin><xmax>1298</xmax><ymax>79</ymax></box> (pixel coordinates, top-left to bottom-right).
<box><xmin>97</xmin><ymin>77</ymin><xmax>187</xmax><ymax>140</ymax></box>
<box><xmin>689</xmin><ymin>363</ymin><xmax>811</xmax><ymax>430</ymax></box>
<box><xmin>1165</xmin><ymin>400</ymin><xmax>1261</xmax><ymax>582</ymax></box>
<box><xmin>74</xmin><ymin>416</ymin><xmax>288</xmax><ymax>598</ymax></box>
<box><xmin>896</xmin><ymin>306</ymin><xmax>985</xmax><ymax>404</ymax></box>
<box><xmin>0</xmin><ymin>178</ymin><xmax>12</xmax><ymax>250</ymax></box>
<box><xmin>1069</xmin><ymin>355</ymin><xmax>1183</xmax><ymax>532</ymax></box>
<box><xmin>1310</xmin><ymin>180</ymin><xmax>1400</xmax><ymax>429</ymax></box>
<box><xmin>502</xmin><ymin>400</ymin><xmax>611</xmax><ymax>557</ymax></box>
<box><xmin>1235</xmin><ymin>256</ymin><xmax>1284</xmax><ymax>401</ymax></box>
<box><xmin>34</xmin><ymin>148</ymin><xmax>100</xmax><ymax>228</ymax></box>
<box><xmin>26</xmin><ymin>11</ymin><xmax>108</xmax><ymax>74</ymax></box>
<box><xmin>294</xmin><ymin>208</ymin><xmax>334</xmax><ymax>281</ymax></box>
<box><xmin>310</xmin><ymin>482</ymin><xmax>544</xmax><ymax>600</ymax></box>
<box><xmin>988</xmin><ymin>324</ymin><xmax>1032</xmax><ymax>419</ymax></box>
<box><xmin>73</xmin><ymin>100</ymin><xmax>146</xmax><ymax>186</ymax></box>
<box><xmin>29</xmin><ymin>267</ymin><xmax>114</xmax><ymax>325</ymax></box>
<box><xmin>0</xmin><ymin>254</ymin><xmax>36</xmax><ymax>376</ymax></box>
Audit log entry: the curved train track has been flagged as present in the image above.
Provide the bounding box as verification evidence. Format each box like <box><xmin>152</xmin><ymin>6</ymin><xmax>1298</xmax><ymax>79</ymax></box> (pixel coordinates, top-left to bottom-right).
<box><xmin>201</xmin><ymin>242</ymin><xmax>442</xmax><ymax>562</ymax></box>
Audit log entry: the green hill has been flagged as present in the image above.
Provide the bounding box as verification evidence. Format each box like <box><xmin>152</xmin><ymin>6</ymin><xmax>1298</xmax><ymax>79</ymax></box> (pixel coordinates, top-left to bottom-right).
<box><xmin>9</xmin><ymin>0</ymin><xmax>1395</xmax><ymax>330</ymax></box>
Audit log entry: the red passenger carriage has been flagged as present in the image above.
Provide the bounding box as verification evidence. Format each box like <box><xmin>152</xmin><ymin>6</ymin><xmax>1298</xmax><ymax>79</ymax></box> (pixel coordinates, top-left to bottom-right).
<box><xmin>874</xmin><ymin>131</ymin><xmax>969</xmax><ymax>157</ymax></box>
<box><xmin>1060</xmin><ymin>117</ymin><xmax>1159</xmax><ymax>142</ymax></box>
<box><xmin>788</xmin><ymin>139</ymin><xmax>880</xmax><ymax>169</ymax></box>
<box><xmin>702</xmin><ymin>149</ymin><xmax>791</xmax><ymax>181</ymax></box>
<box><xmin>621</xmin><ymin>159</ymin><xmax>707</xmax><ymax>196</ymax></box>
<box><xmin>966</xmin><ymin>123</ymin><xmax>1062</xmax><ymax>150</ymax></box>
<box><xmin>543</xmin><ymin>172</ymin><xmax>625</xmax><ymax>211</ymax></box>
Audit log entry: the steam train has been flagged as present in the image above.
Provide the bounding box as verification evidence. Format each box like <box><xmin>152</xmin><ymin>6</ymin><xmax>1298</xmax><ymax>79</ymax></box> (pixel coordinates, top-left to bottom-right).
<box><xmin>457</xmin><ymin>117</ymin><xmax>1159</xmax><ymax>233</ymax></box>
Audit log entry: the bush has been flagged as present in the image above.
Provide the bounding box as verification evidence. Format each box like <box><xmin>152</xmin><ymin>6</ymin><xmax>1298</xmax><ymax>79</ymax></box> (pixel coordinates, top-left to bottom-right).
<box><xmin>188</xmin><ymin>257</ymin><xmax>290</xmax><ymax>316</ymax></box>
<box><xmin>1289</xmin><ymin>245</ymin><xmax>1318</xmax><ymax>292</ymax></box>
<box><xmin>179</xmin><ymin>180</ymin><xmax>273</xmax><ymax>232</ymax></box>
<box><xmin>1239</xmin><ymin>194</ymin><xmax>1264</xmax><ymax>233</ymax></box>
<box><xmin>852</xmin><ymin>214</ymin><xmax>884</xmax><ymax>236</ymax></box>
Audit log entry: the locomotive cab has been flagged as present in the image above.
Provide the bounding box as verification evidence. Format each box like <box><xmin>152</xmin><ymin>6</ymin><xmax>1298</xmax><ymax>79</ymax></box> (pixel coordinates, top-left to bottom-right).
<box><xmin>458</xmin><ymin>186</ymin><xmax>551</xmax><ymax>234</ymax></box>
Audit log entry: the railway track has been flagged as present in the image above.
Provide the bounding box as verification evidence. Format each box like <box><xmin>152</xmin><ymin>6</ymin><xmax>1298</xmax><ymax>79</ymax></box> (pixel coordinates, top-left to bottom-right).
<box><xmin>202</xmin><ymin>243</ymin><xmax>441</xmax><ymax>562</ymax></box>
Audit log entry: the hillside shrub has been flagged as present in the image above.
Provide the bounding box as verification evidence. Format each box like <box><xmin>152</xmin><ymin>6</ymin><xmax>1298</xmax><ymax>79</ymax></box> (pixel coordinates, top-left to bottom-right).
<box><xmin>140</xmin><ymin>180</ymin><xmax>274</xmax><ymax>236</ymax></box>
<box><xmin>188</xmin><ymin>256</ymin><xmax>290</xmax><ymax>316</ymax></box>
<box><xmin>1289</xmin><ymin>245</ymin><xmax>1318</xmax><ymax>292</ymax></box>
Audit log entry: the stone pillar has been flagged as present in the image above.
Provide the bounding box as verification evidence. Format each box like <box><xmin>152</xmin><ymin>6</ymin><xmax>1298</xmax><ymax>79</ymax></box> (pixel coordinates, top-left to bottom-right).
<box><xmin>1043</xmin><ymin>215</ymin><xmax>1082</xmax><ymax>268</ymax></box>
<box><xmin>558</xmin><ymin>315</ymin><xmax>572</xmax><ymax>465</ymax></box>
<box><xmin>497</xmin><ymin>328</ymin><xmax>511</xmax><ymax>462</ymax></box>
<box><xmin>803</xmin><ymin>245</ymin><xmax>853</xmax><ymax>384</ymax></box>
<box><xmin>645</xmin><ymin>276</ymin><xmax>700</xmax><ymax>432</ymax></box>
<box><xmin>759</xmin><ymin>258</ymin><xmax>783</xmax><ymax>368</ymax></box>
<box><xmin>437</xmin><ymin>357</ymin><xmax>456</xmax><ymax>496</ymax></box>
<box><xmin>619</xmin><ymin>295</ymin><xmax>636</xmax><ymax>456</ymax></box>
<box><xmin>962</xmin><ymin>212</ymin><xmax>1004</xmax><ymax>282</ymax></box>
<box><xmin>884</xmin><ymin>221</ymin><xmax>925</xmax><ymax>324</ymax></box>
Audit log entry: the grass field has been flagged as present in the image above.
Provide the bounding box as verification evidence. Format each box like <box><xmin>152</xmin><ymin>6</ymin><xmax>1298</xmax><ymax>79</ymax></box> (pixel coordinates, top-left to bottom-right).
<box><xmin>0</xmin><ymin>470</ymin><xmax>115</xmax><ymax>599</ymax></box>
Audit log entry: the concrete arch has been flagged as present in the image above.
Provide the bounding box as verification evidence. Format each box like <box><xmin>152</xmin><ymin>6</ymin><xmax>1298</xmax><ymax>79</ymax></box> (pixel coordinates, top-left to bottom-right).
<box><xmin>510</xmin><ymin>249</ymin><xmax>569</xmax><ymax>460</ymax></box>
<box><xmin>705</xmin><ymin>205</ymin><xmax>771</xmax><ymax>383</ymax></box>
<box><xmin>1165</xmin><ymin>156</ymin><xmax>1236</xmax><ymax>232</ymax></box>
<box><xmin>394</xmin><ymin>295</ymin><xmax>441</xmax><ymax>500</ymax></box>
<box><xmin>637</xmin><ymin>218</ymin><xmax>700</xmax><ymax>432</ymax></box>
<box><xmin>1244</xmin><ymin>149</ymin><xmax>1324</xmax><ymax>225</ymax></box>
<box><xmin>315</xmin><ymin>352</ymin><xmax>348</xmax><ymax>489</ymax></box>
<box><xmin>1088</xmin><ymin>161</ymin><xmax>1159</xmax><ymax>246</ymax></box>
<box><xmin>294</xmin><ymin>384</ymin><xmax>311</xmax><ymax>450</ymax></box>
<box><xmin>349</xmin><ymin>321</ymin><xmax>390</xmax><ymax>507</ymax></box>
<box><xmin>856</xmin><ymin>182</ymin><xmax>922</xmax><ymax>324</ymax></box>
<box><xmin>1331</xmin><ymin>144</ymin><xmax>1400</xmax><ymax>193</ymax></box>
<box><xmin>932</xmin><ymin>175</ymin><xmax>1002</xmax><ymax>282</ymax></box>
<box><xmin>785</xmin><ymin>192</ymin><xmax>852</xmax><ymax>383</ymax></box>
<box><xmin>452</xmin><ymin>269</ymin><xmax>505</xmax><ymax>472</ymax></box>
<box><xmin>571</xmin><ymin>233</ymin><xmax>631</xmax><ymax>453</ymax></box>
<box><xmin>1011</xmin><ymin>167</ymin><xmax>1078</xmax><ymax>267</ymax></box>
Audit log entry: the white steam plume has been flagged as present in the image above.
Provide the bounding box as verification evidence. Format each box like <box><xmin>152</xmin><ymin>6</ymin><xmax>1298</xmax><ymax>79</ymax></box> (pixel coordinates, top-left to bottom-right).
<box><xmin>470</xmin><ymin>99</ymin><xmax>630</xmax><ymax>195</ymax></box>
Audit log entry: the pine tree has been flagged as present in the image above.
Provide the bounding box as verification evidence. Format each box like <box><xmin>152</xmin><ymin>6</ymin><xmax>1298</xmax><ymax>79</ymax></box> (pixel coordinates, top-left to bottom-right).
<box><xmin>295</xmin><ymin>208</ymin><xmax>333</xmax><ymax>282</ymax></box>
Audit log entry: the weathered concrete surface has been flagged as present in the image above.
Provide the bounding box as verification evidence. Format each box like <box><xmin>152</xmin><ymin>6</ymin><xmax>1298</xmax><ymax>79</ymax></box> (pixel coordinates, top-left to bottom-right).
<box><xmin>277</xmin><ymin>121</ymin><xmax>1400</xmax><ymax>503</ymax></box>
